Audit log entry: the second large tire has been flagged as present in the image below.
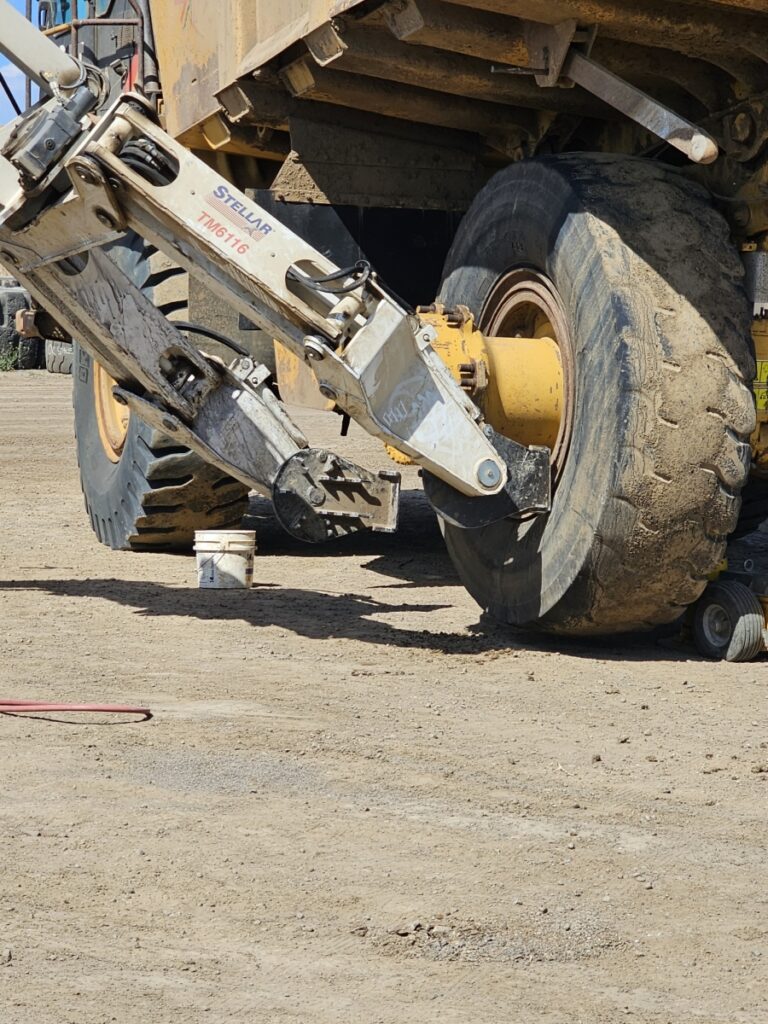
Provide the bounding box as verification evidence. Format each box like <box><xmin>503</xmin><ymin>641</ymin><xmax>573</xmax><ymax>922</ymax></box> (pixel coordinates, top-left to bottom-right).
<box><xmin>438</xmin><ymin>155</ymin><xmax>756</xmax><ymax>635</ymax></box>
<box><xmin>73</xmin><ymin>238</ymin><xmax>249</xmax><ymax>551</ymax></box>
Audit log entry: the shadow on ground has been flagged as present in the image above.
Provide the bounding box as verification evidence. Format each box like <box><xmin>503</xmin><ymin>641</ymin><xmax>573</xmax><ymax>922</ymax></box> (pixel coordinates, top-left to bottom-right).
<box><xmin>0</xmin><ymin>490</ymin><xmax>706</xmax><ymax>661</ymax></box>
<box><xmin>244</xmin><ymin>489</ymin><xmax>459</xmax><ymax>590</ymax></box>
<box><xmin>0</xmin><ymin>580</ymin><xmax>699</xmax><ymax>663</ymax></box>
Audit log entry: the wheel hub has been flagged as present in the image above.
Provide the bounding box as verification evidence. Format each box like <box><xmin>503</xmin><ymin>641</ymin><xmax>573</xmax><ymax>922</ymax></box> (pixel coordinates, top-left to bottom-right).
<box><xmin>701</xmin><ymin>602</ymin><xmax>732</xmax><ymax>647</ymax></box>
<box><xmin>420</xmin><ymin>268</ymin><xmax>574</xmax><ymax>483</ymax></box>
<box><xmin>480</xmin><ymin>268</ymin><xmax>574</xmax><ymax>480</ymax></box>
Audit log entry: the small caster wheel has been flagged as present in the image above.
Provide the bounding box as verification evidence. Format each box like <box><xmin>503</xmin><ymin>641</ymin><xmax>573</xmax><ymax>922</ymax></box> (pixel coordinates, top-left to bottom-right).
<box><xmin>693</xmin><ymin>580</ymin><xmax>765</xmax><ymax>662</ymax></box>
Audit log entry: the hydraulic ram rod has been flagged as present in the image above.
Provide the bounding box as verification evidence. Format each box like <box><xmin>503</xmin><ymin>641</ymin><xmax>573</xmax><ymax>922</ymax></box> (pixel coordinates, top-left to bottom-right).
<box><xmin>563</xmin><ymin>50</ymin><xmax>719</xmax><ymax>165</ymax></box>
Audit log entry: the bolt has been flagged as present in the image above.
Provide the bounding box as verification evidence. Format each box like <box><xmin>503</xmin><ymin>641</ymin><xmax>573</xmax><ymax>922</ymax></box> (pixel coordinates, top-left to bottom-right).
<box><xmin>44</xmin><ymin>137</ymin><xmax>56</xmax><ymax>151</ymax></box>
<box><xmin>459</xmin><ymin>360</ymin><xmax>479</xmax><ymax>395</ymax></box>
<box><xmin>477</xmin><ymin>458</ymin><xmax>502</xmax><ymax>490</ymax></box>
<box><xmin>309</xmin><ymin>488</ymin><xmax>325</xmax><ymax>507</ymax></box>
<box><xmin>319</xmin><ymin>384</ymin><xmax>337</xmax><ymax>401</ymax></box>
<box><xmin>730</xmin><ymin>111</ymin><xmax>754</xmax><ymax>144</ymax></box>
<box><xmin>77</xmin><ymin>168</ymin><xmax>98</xmax><ymax>185</ymax></box>
<box><xmin>95</xmin><ymin>209</ymin><xmax>118</xmax><ymax>229</ymax></box>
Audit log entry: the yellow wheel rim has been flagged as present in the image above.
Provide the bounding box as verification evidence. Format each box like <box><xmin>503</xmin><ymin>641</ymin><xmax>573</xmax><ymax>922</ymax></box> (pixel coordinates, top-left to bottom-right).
<box><xmin>93</xmin><ymin>362</ymin><xmax>130</xmax><ymax>463</ymax></box>
<box><xmin>480</xmin><ymin>268</ymin><xmax>574</xmax><ymax>482</ymax></box>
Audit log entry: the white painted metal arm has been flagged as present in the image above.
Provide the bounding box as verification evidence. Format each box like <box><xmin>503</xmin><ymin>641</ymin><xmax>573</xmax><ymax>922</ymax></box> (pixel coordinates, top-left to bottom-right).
<box><xmin>0</xmin><ymin>0</ymin><xmax>81</xmax><ymax>92</ymax></box>
<box><xmin>0</xmin><ymin>89</ymin><xmax>508</xmax><ymax>499</ymax></box>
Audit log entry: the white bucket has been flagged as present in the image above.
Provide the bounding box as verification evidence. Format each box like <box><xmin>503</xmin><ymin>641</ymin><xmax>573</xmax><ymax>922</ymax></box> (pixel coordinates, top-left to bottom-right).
<box><xmin>194</xmin><ymin>529</ymin><xmax>257</xmax><ymax>589</ymax></box>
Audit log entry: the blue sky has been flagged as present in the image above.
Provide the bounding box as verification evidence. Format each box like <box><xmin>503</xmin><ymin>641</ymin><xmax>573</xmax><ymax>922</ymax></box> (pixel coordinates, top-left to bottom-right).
<box><xmin>0</xmin><ymin>1</ymin><xmax>38</xmax><ymax>125</ymax></box>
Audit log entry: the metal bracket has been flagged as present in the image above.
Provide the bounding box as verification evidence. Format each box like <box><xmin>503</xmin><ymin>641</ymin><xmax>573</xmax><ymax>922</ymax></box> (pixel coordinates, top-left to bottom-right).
<box><xmin>281</xmin><ymin>57</ymin><xmax>316</xmax><ymax>98</ymax></box>
<box><xmin>423</xmin><ymin>429</ymin><xmax>551</xmax><ymax>529</ymax></box>
<box><xmin>304</xmin><ymin>22</ymin><xmax>348</xmax><ymax>67</ymax></box>
<box><xmin>113</xmin><ymin>387</ymin><xmax>303</xmax><ymax>497</ymax></box>
<box><xmin>525</xmin><ymin>19</ymin><xmax>578</xmax><ymax>88</ymax></box>
<box><xmin>15</xmin><ymin>307</ymin><xmax>40</xmax><ymax>338</ymax></box>
<box><xmin>68</xmin><ymin>154</ymin><xmax>127</xmax><ymax>231</ymax></box>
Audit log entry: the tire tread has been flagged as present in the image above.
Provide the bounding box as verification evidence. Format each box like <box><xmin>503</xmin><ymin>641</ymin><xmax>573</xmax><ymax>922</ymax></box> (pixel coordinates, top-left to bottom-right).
<box><xmin>439</xmin><ymin>155</ymin><xmax>756</xmax><ymax>634</ymax></box>
<box><xmin>73</xmin><ymin>242</ymin><xmax>249</xmax><ymax>552</ymax></box>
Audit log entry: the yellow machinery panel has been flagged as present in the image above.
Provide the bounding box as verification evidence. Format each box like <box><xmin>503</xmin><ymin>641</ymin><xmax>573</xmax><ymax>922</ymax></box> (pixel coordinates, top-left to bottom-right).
<box><xmin>751</xmin><ymin>317</ymin><xmax>768</xmax><ymax>472</ymax></box>
<box><xmin>273</xmin><ymin>341</ymin><xmax>334</xmax><ymax>411</ymax></box>
<box><xmin>149</xmin><ymin>0</ymin><xmax>366</xmax><ymax>142</ymax></box>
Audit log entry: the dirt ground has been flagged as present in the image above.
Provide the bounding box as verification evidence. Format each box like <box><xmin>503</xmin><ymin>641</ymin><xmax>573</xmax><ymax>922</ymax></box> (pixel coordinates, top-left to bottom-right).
<box><xmin>0</xmin><ymin>371</ymin><xmax>766</xmax><ymax>1024</ymax></box>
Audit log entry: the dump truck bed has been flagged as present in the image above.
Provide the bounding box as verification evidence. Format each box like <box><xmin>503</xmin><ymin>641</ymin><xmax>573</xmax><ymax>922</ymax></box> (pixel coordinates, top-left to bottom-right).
<box><xmin>151</xmin><ymin>0</ymin><xmax>768</xmax><ymax>174</ymax></box>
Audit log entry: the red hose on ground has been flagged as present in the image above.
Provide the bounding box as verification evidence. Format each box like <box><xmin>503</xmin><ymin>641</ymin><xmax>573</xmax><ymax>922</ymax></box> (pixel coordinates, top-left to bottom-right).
<box><xmin>0</xmin><ymin>700</ymin><xmax>152</xmax><ymax>720</ymax></box>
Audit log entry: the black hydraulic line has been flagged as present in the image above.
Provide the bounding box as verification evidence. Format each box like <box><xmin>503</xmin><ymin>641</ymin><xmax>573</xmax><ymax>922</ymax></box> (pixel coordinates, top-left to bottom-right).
<box><xmin>287</xmin><ymin>259</ymin><xmax>372</xmax><ymax>295</ymax></box>
<box><xmin>173</xmin><ymin>320</ymin><xmax>250</xmax><ymax>359</ymax></box>
<box><xmin>0</xmin><ymin>72</ymin><xmax>22</xmax><ymax>117</ymax></box>
<box><xmin>120</xmin><ymin>151</ymin><xmax>171</xmax><ymax>187</ymax></box>
<box><xmin>120</xmin><ymin>138</ymin><xmax>178</xmax><ymax>186</ymax></box>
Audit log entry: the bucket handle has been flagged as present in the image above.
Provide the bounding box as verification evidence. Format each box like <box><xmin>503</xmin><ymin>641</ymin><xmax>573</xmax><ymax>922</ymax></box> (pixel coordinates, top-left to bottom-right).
<box><xmin>197</xmin><ymin>541</ymin><xmax>255</xmax><ymax>554</ymax></box>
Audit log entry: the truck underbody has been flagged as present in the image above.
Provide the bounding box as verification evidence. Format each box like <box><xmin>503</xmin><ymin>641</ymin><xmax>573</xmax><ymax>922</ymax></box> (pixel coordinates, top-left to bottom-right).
<box><xmin>144</xmin><ymin>1</ymin><xmax>768</xmax><ymax>228</ymax></box>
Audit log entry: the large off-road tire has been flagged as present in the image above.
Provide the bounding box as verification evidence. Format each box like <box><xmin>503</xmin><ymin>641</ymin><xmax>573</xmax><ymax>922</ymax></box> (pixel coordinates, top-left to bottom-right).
<box><xmin>73</xmin><ymin>238</ymin><xmax>249</xmax><ymax>551</ymax></box>
<box><xmin>438</xmin><ymin>155</ymin><xmax>756</xmax><ymax>635</ymax></box>
<box><xmin>0</xmin><ymin>281</ymin><xmax>38</xmax><ymax>370</ymax></box>
<box><xmin>45</xmin><ymin>338</ymin><xmax>73</xmax><ymax>374</ymax></box>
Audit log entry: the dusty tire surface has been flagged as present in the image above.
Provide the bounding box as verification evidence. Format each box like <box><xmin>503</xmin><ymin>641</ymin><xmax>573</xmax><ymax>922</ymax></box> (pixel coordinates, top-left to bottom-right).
<box><xmin>73</xmin><ymin>239</ymin><xmax>249</xmax><ymax>551</ymax></box>
<box><xmin>45</xmin><ymin>338</ymin><xmax>73</xmax><ymax>375</ymax></box>
<box><xmin>439</xmin><ymin>155</ymin><xmax>756</xmax><ymax>635</ymax></box>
